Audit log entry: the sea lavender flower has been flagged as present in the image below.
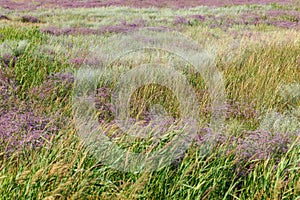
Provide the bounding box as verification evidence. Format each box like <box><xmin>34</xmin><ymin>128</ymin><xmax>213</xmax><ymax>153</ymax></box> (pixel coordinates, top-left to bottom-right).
<box><xmin>235</xmin><ymin>129</ymin><xmax>299</xmax><ymax>162</ymax></box>
<box><xmin>0</xmin><ymin>108</ymin><xmax>56</xmax><ymax>156</ymax></box>
<box><xmin>196</xmin><ymin>127</ymin><xmax>233</xmax><ymax>146</ymax></box>
<box><xmin>271</xmin><ymin>21</ymin><xmax>299</xmax><ymax>29</ymax></box>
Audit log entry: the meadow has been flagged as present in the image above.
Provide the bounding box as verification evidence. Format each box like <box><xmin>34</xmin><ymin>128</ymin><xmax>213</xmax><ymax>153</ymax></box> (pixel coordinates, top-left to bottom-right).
<box><xmin>0</xmin><ymin>0</ymin><xmax>300</xmax><ymax>199</ymax></box>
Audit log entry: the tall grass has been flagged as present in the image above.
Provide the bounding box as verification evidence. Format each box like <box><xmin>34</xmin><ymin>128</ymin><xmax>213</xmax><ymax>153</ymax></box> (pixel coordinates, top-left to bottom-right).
<box><xmin>0</xmin><ymin>3</ymin><xmax>300</xmax><ymax>199</ymax></box>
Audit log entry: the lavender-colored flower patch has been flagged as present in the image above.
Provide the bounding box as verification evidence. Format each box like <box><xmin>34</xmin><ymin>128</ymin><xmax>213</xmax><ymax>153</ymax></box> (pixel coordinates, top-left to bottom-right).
<box><xmin>235</xmin><ymin>128</ymin><xmax>299</xmax><ymax>164</ymax></box>
<box><xmin>195</xmin><ymin>126</ymin><xmax>300</xmax><ymax>178</ymax></box>
<box><xmin>41</xmin><ymin>20</ymin><xmax>146</xmax><ymax>36</ymax></box>
<box><xmin>0</xmin><ymin>108</ymin><xmax>56</xmax><ymax>155</ymax></box>
<box><xmin>266</xmin><ymin>10</ymin><xmax>300</xmax><ymax>21</ymax></box>
<box><xmin>0</xmin><ymin>68</ymin><xmax>57</xmax><ymax>156</ymax></box>
<box><xmin>237</xmin><ymin>10</ymin><xmax>300</xmax><ymax>29</ymax></box>
<box><xmin>172</xmin><ymin>9</ymin><xmax>300</xmax><ymax>30</ymax></box>
<box><xmin>271</xmin><ymin>21</ymin><xmax>299</xmax><ymax>29</ymax></box>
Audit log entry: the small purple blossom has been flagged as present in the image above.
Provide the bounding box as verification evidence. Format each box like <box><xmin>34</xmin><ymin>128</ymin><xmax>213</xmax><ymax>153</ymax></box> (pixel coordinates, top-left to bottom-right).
<box><xmin>235</xmin><ymin>129</ymin><xmax>299</xmax><ymax>162</ymax></box>
<box><xmin>271</xmin><ymin>21</ymin><xmax>299</xmax><ymax>29</ymax></box>
<box><xmin>0</xmin><ymin>108</ymin><xmax>56</xmax><ymax>156</ymax></box>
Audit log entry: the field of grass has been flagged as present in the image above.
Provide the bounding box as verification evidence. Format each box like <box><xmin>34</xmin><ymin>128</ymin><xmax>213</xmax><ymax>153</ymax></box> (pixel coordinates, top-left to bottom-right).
<box><xmin>0</xmin><ymin>1</ymin><xmax>300</xmax><ymax>199</ymax></box>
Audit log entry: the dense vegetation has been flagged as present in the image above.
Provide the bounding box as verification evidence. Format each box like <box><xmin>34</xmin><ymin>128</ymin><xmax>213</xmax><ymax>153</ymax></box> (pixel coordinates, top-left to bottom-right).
<box><xmin>0</xmin><ymin>1</ymin><xmax>299</xmax><ymax>199</ymax></box>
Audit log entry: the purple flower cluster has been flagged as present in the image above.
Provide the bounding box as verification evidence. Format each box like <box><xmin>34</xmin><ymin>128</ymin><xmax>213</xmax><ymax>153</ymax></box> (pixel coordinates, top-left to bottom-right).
<box><xmin>196</xmin><ymin>127</ymin><xmax>231</xmax><ymax>146</ymax></box>
<box><xmin>172</xmin><ymin>9</ymin><xmax>299</xmax><ymax>30</ymax></box>
<box><xmin>242</xmin><ymin>10</ymin><xmax>300</xmax><ymax>29</ymax></box>
<box><xmin>0</xmin><ymin>68</ymin><xmax>59</xmax><ymax>156</ymax></box>
<box><xmin>41</xmin><ymin>20</ymin><xmax>146</xmax><ymax>36</ymax></box>
<box><xmin>266</xmin><ymin>10</ymin><xmax>300</xmax><ymax>21</ymax></box>
<box><xmin>271</xmin><ymin>21</ymin><xmax>299</xmax><ymax>29</ymax></box>
<box><xmin>36</xmin><ymin>6</ymin><xmax>299</xmax><ymax>37</ymax></box>
<box><xmin>0</xmin><ymin>108</ymin><xmax>55</xmax><ymax>155</ymax></box>
<box><xmin>196</xmin><ymin>126</ymin><xmax>300</xmax><ymax>166</ymax></box>
<box><xmin>235</xmin><ymin>129</ymin><xmax>298</xmax><ymax>161</ymax></box>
